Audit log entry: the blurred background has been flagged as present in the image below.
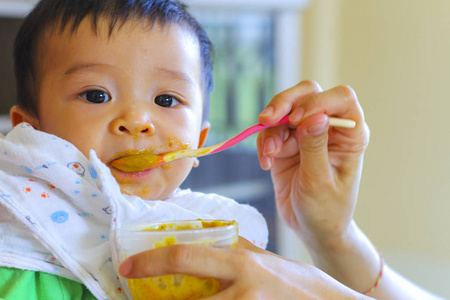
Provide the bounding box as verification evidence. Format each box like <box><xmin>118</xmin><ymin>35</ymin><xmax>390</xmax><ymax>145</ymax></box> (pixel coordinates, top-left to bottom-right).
<box><xmin>302</xmin><ymin>1</ymin><xmax>450</xmax><ymax>298</ymax></box>
<box><xmin>1</xmin><ymin>0</ymin><xmax>449</xmax><ymax>297</ymax></box>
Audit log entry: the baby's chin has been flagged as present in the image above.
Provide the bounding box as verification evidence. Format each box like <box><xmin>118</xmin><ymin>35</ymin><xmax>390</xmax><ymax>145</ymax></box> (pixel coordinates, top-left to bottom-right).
<box><xmin>119</xmin><ymin>184</ymin><xmax>172</xmax><ymax>201</ymax></box>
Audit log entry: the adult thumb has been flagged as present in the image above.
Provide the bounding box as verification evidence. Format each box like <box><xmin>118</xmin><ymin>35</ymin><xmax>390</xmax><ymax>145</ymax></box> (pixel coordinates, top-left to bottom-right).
<box><xmin>296</xmin><ymin>114</ymin><xmax>331</xmax><ymax>178</ymax></box>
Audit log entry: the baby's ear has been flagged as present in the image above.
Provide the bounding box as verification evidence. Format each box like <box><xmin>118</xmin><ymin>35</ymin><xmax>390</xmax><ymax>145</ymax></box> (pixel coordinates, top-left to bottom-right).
<box><xmin>198</xmin><ymin>121</ymin><xmax>210</xmax><ymax>148</ymax></box>
<box><xmin>10</xmin><ymin>105</ymin><xmax>40</xmax><ymax>129</ymax></box>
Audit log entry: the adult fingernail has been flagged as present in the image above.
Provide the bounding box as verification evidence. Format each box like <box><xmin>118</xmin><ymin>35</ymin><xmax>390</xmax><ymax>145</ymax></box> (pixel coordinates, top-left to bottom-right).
<box><xmin>307</xmin><ymin>120</ymin><xmax>328</xmax><ymax>135</ymax></box>
<box><xmin>260</xmin><ymin>106</ymin><xmax>274</xmax><ymax>117</ymax></box>
<box><xmin>119</xmin><ymin>258</ymin><xmax>132</xmax><ymax>277</ymax></box>
<box><xmin>264</xmin><ymin>138</ymin><xmax>276</xmax><ymax>155</ymax></box>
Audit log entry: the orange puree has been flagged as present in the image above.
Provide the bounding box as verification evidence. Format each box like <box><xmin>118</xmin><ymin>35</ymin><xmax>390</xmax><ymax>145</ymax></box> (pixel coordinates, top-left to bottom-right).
<box><xmin>144</xmin><ymin>220</ymin><xmax>236</xmax><ymax>231</ymax></box>
<box><xmin>126</xmin><ymin>220</ymin><xmax>237</xmax><ymax>300</ymax></box>
<box><xmin>127</xmin><ymin>274</ymin><xmax>221</xmax><ymax>300</ymax></box>
<box><xmin>115</xmin><ymin>137</ymin><xmax>191</xmax><ymax>158</ymax></box>
<box><xmin>112</xmin><ymin>137</ymin><xmax>191</xmax><ymax>172</ymax></box>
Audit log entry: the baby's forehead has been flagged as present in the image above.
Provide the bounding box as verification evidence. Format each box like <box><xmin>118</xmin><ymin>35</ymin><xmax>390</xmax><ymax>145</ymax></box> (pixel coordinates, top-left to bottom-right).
<box><xmin>37</xmin><ymin>16</ymin><xmax>198</xmax><ymax>71</ymax></box>
<box><xmin>40</xmin><ymin>16</ymin><xmax>176</xmax><ymax>48</ymax></box>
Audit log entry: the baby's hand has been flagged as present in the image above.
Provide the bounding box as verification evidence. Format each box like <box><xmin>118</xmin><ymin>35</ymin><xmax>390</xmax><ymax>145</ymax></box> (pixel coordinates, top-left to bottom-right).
<box><xmin>257</xmin><ymin>80</ymin><xmax>370</xmax><ymax>249</ymax></box>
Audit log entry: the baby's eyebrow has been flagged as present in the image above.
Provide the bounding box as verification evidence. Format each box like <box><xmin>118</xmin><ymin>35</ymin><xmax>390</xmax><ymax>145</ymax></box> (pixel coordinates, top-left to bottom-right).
<box><xmin>63</xmin><ymin>62</ymin><xmax>112</xmax><ymax>77</ymax></box>
<box><xmin>62</xmin><ymin>64</ymin><xmax>195</xmax><ymax>88</ymax></box>
<box><xmin>155</xmin><ymin>67</ymin><xmax>195</xmax><ymax>87</ymax></box>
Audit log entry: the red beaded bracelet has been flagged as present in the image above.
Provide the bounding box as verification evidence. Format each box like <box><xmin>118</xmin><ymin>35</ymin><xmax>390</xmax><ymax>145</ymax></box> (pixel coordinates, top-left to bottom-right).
<box><xmin>363</xmin><ymin>251</ymin><xmax>384</xmax><ymax>295</ymax></box>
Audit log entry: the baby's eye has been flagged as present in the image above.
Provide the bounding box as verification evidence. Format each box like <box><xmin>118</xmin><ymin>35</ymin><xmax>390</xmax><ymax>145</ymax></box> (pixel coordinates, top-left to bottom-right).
<box><xmin>154</xmin><ymin>95</ymin><xmax>181</xmax><ymax>108</ymax></box>
<box><xmin>79</xmin><ymin>90</ymin><xmax>111</xmax><ymax>104</ymax></box>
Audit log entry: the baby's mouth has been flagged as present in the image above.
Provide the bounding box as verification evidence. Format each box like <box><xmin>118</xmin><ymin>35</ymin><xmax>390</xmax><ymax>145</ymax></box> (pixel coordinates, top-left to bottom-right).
<box><xmin>111</xmin><ymin>153</ymin><xmax>164</xmax><ymax>172</ymax></box>
<box><xmin>109</xmin><ymin>137</ymin><xmax>192</xmax><ymax>173</ymax></box>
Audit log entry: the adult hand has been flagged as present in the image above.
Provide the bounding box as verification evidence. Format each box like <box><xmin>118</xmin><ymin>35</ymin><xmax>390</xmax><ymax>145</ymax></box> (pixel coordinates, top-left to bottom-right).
<box><xmin>118</xmin><ymin>238</ymin><xmax>370</xmax><ymax>300</ymax></box>
<box><xmin>257</xmin><ymin>81</ymin><xmax>370</xmax><ymax>249</ymax></box>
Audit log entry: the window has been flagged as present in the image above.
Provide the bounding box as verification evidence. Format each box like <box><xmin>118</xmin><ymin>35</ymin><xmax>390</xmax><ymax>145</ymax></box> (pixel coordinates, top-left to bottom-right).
<box><xmin>183</xmin><ymin>1</ymin><xmax>308</xmax><ymax>257</ymax></box>
<box><xmin>192</xmin><ymin>10</ymin><xmax>275</xmax><ymax>148</ymax></box>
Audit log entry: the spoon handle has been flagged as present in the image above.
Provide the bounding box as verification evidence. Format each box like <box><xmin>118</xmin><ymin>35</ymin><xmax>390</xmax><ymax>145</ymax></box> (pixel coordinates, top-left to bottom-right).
<box><xmin>163</xmin><ymin>116</ymin><xmax>356</xmax><ymax>162</ymax></box>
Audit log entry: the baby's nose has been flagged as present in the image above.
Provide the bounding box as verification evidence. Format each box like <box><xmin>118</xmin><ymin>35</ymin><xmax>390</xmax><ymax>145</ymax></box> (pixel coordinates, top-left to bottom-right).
<box><xmin>117</xmin><ymin>123</ymin><xmax>155</xmax><ymax>136</ymax></box>
<box><xmin>111</xmin><ymin>109</ymin><xmax>155</xmax><ymax>137</ymax></box>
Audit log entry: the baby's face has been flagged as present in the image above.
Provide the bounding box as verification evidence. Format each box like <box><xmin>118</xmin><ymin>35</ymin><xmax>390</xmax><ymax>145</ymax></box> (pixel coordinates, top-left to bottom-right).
<box><xmin>27</xmin><ymin>18</ymin><xmax>208</xmax><ymax>200</ymax></box>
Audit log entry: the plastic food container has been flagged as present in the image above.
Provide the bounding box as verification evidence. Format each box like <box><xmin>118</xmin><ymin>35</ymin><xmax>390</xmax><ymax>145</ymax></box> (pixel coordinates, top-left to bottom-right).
<box><xmin>117</xmin><ymin>219</ymin><xmax>238</xmax><ymax>300</ymax></box>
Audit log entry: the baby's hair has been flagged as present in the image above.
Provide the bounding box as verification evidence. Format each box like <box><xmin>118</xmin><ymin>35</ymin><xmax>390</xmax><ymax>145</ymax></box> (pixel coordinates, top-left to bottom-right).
<box><xmin>14</xmin><ymin>0</ymin><xmax>214</xmax><ymax>122</ymax></box>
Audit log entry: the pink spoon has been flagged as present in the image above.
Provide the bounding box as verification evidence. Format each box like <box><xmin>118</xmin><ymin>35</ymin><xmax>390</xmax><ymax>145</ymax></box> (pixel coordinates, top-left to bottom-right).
<box><xmin>111</xmin><ymin>116</ymin><xmax>355</xmax><ymax>172</ymax></box>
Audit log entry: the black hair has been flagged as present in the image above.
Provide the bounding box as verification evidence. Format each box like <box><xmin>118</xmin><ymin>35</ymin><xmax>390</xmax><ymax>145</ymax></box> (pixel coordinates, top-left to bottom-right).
<box><xmin>14</xmin><ymin>0</ymin><xmax>214</xmax><ymax>122</ymax></box>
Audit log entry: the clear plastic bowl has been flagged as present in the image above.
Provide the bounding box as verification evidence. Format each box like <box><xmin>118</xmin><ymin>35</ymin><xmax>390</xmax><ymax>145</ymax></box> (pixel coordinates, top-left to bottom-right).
<box><xmin>117</xmin><ymin>219</ymin><xmax>238</xmax><ymax>300</ymax></box>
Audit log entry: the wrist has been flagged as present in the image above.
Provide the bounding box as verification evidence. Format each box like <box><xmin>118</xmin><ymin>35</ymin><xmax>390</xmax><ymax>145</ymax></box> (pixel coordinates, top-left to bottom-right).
<box><xmin>301</xmin><ymin>219</ymin><xmax>358</xmax><ymax>255</ymax></box>
<box><xmin>302</xmin><ymin>220</ymin><xmax>381</xmax><ymax>293</ymax></box>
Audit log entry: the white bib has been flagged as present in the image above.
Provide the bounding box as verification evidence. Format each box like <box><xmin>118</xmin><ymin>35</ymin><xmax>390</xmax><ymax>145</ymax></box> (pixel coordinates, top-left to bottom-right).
<box><xmin>0</xmin><ymin>123</ymin><xmax>268</xmax><ymax>300</ymax></box>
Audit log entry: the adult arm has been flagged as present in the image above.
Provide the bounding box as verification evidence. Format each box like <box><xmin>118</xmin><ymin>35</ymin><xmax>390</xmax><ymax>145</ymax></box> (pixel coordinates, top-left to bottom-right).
<box><xmin>119</xmin><ymin>238</ymin><xmax>371</xmax><ymax>300</ymax></box>
<box><xmin>257</xmin><ymin>81</ymin><xmax>443</xmax><ymax>299</ymax></box>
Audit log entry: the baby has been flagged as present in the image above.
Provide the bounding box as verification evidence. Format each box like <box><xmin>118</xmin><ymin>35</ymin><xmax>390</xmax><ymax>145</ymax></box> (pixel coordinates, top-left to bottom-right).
<box><xmin>0</xmin><ymin>0</ymin><xmax>267</xmax><ymax>299</ymax></box>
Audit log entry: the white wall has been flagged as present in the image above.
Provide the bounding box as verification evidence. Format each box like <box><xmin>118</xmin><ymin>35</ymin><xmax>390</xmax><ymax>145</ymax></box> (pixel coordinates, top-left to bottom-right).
<box><xmin>302</xmin><ymin>0</ymin><xmax>450</xmax><ymax>297</ymax></box>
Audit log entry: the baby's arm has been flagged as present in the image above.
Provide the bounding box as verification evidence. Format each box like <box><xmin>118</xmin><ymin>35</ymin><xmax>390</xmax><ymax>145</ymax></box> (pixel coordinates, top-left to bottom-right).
<box><xmin>257</xmin><ymin>80</ymin><xmax>442</xmax><ymax>299</ymax></box>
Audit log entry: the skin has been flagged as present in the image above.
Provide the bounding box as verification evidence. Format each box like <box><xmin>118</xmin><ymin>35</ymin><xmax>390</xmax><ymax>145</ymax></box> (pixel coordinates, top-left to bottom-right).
<box><xmin>10</xmin><ymin>18</ymin><xmax>210</xmax><ymax>201</ymax></box>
